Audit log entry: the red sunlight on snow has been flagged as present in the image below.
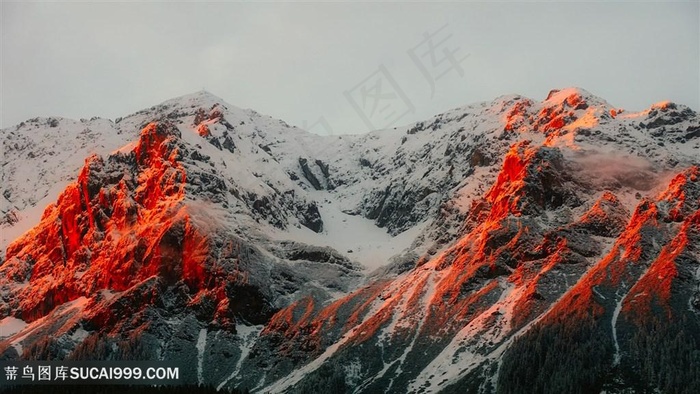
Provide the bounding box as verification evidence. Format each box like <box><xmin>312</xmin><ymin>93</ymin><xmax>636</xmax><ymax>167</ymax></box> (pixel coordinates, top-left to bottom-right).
<box><xmin>659</xmin><ymin>166</ymin><xmax>699</xmax><ymax>222</ymax></box>
<box><xmin>249</xmin><ymin>126</ymin><xmax>698</xmax><ymax>369</ymax></box>
<box><xmin>197</xmin><ymin>123</ymin><xmax>212</xmax><ymax>137</ymax></box>
<box><xmin>261</xmin><ymin>139</ymin><xmax>564</xmax><ymax>348</ymax></box>
<box><xmin>617</xmin><ymin>100</ymin><xmax>674</xmax><ymax>120</ymax></box>
<box><xmin>262</xmin><ymin>280</ymin><xmax>393</xmax><ymax>354</ymax></box>
<box><xmin>622</xmin><ymin>210</ymin><xmax>698</xmax><ymax>321</ymax></box>
<box><xmin>484</xmin><ymin>141</ymin><xmax>531</xmax><ymax>220</ymax></box>
<box><xmin>503</xmin><ymin>100</ymin><xmax>532</xmax><ymax>132</ymax></box>
<box><xmin>1</xmin><ymin>122</ymin><xmax>216</xmax><ymax>323</ymax></box>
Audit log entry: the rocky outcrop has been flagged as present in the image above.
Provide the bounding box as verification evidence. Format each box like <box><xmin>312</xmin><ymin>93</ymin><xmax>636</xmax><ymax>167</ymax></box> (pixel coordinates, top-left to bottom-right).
<box><xmin>0</xmin><ymin>120</ymin><xmax>349</xmax><ymax>369</ymax></box>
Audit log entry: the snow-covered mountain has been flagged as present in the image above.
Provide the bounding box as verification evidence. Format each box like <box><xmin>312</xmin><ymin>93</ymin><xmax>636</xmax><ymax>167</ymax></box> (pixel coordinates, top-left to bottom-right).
<box><xmin>1</xmin><ymin>88</ymin><xmax>699</xmax><ymax>393</ymax></box>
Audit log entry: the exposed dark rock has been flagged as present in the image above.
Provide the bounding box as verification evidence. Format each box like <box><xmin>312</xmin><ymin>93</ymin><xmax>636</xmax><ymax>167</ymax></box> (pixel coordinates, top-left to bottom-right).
<box><xmin>298</xmin><ymin>158</ymin><xmax>322</xmax><ymax>190</ymax></box>
<box><xmin>298</xmin><ymin>202</ymin><xmax>323</xmax><ymax>233</ymax></box>
<box><xmin>222</xmin><ymin>135</ymin><xmax>236</xmax><ymax>153</ymax></box>
<box><xmin>470</xmin><ymin>148</ymin><xmax>491</xmax><ymax>167</ymax></box>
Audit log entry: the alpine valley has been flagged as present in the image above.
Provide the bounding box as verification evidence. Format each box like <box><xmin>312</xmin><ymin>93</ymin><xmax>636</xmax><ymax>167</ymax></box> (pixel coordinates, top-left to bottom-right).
<box><xmin>1</xmin><ymin>88</ymin><xmax>699</xmax><ymax>393</ymax></box>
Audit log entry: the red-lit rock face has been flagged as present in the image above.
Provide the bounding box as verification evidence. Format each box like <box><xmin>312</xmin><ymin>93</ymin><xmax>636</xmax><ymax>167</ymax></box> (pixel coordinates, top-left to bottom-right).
<box><xmin>577</xmin><ymin>191</ymin><xmax>630</xmax><ymax>237</ymax></box>
<box><xmin>503</xmin><ymin>100</ymin><xmax>533</xmax><ymax>132</ymax></box>
<box><xmin>0</xmin><ymin>121</ymin><xmax>271</xmax><ymax>334</ymax></box>
<box><xmin>1</xmin><ymin>122</ymin><xmax>202</xmax><ymax>321</ymax></box>
<box><xmin>254</xmin><ymin>139</ymin><xmax>699</xmax><ymax>392</ymax></box>
<box><xmin>259</xmin><ymin>141</ymin><xmax>585</xmax><ymax>357</ymax></box>
<box><xmin>484</xmin><ymin>141</ymin><xmax>536</xmax><ymax>221</ymax></box>
<box><xmin>622</xmin><ymin>167</ymin><xmax>700</xmax><ymax>321</ymax></box>
<box><xmin>0</xmin><ymin>109</ymin><xmax>340</xmax><ymax>366</ymax></box>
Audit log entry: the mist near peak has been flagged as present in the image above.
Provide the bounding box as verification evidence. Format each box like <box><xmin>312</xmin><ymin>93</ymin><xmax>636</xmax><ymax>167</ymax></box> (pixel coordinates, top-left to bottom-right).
<box><xmin>564</xmin><ymin>150</ymin><xmax>674</xmax><ymax>193</ymax></box>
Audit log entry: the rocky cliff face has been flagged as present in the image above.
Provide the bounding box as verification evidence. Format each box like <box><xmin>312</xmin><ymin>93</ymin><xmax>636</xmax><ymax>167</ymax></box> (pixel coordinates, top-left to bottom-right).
<box><xmin>1</xmin><ymin>88</ymin><xmax>699</xmax><ymax>393</ymax></box>
<box><xmin>0</xmin><ymin>116</ymin><xmax>361</xmax><ymax>385</ymax></box>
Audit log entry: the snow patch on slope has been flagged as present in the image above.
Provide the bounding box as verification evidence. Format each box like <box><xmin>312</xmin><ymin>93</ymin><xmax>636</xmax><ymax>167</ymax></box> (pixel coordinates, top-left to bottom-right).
<box><xmin>274</xmin><ymin>191</ymin><xmax>428</xmax><ymax>271</ymax></box>
<box><xmin>196</xmin><ymin>328</ymin><xmax>207</xmax><ymax>385</ymax></box>
<box><xmin>217</xmin><ymin>324</ymin><xmax>263</xmax><ymax>391</ymax></box>
<box><xmin>0</xmin><ymin>317</ymin><xmax>27</xmax><ymax>339</ymax></box>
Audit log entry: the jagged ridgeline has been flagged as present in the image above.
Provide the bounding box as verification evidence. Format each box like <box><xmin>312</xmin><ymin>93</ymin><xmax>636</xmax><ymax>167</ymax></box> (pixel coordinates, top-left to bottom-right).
<box><xmin>1</xmin><ymin>88</ymin><xmax>699</xmax><ymax>393</ymax></box>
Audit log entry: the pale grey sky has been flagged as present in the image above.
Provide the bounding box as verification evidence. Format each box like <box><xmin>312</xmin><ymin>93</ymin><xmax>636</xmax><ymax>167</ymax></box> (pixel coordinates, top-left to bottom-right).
<box><xmin>1</xmin><ymin>1</ymin><xmax>698</xmax><ymax>134</ymax></box>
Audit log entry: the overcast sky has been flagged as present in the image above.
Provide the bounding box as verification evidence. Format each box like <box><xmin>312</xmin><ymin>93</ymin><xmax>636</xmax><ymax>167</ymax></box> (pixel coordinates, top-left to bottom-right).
<box><xmin>2</xmin><ymin>1</ymin><xmax>698</xmax><ymax>135</ymax></box>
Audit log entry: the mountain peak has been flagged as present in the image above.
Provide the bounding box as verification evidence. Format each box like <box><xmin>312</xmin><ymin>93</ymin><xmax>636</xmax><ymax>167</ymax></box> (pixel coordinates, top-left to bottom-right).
<box><xmin>160</xmin><ymin>90</ymin><xmax>232</xmax><ymax>111</ymax></box>
<box><xmin>542</xmin><ymin>87</ymin><xmax>612</xmax><ymax>110</ymax></box>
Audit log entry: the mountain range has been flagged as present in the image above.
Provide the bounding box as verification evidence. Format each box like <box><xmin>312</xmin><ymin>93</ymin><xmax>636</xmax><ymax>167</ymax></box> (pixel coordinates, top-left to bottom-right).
<box><xmin>1</xmin><ymin>87</ymin><xmax>699</xmax><ymax>393</ymax></box>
